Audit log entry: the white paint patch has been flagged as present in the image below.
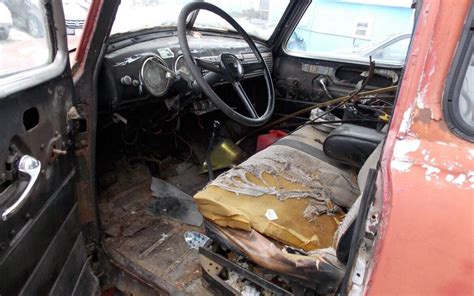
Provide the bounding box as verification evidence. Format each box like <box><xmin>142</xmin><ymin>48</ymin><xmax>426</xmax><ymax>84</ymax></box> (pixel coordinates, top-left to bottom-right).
<box><xmin>428</xmin><ymin>64</ymin><xmax>436</xmax><ymax>77</ymax></box>
<box><xmin>452</xmin><ymin>174</ymin><xmax>467</xmax><ymax>186</ymax></box>
<box><xmin>400</xmin><ymin>107</ymin><xmax>413</xmax><ymax>134</ymax></box>
<box><xmin>446</xmin><ymin>174</ymin><xmax>454</xmax><ymax>182</ymax></box>
<box><xmin>423</xmin><ymin>164</ymin><xmax>441</xmax><ymax>175</ymax></box>
<box><xmin>391</xmin><ymin>139</ymin><xmax>421</xmax><ymax>172</ymax></box>
<box><xmin>435</xmin><ymin>141</ymin><xmax>458</xmax><ymax>147</ymax></box>
<box><xmin>423</xmin><ymin>149</ymin><xmax>431</xmax><ymax>161</ymax></box>
<box><xmin>423</xmin><ymin>164</ymin><xmax>441</xmax><ymax>182</ymax></box>
<box><xmin>391</xmin><ymin>160</ymin><xmax>414</xmax><ymax>172</ymax></box>
<box><xmin>393</xmin><ymin>139</ymin><xmax>421</xmax><ymax>158</ymax></box>
<box><xmin>468</xmin><ymin>150</ymin><xmax>474</xmax><ymax>160</ymax></box>
<box><xmin>415</xmin><ymin>84</ymin><xmax>428</xmax><ymax>109</ymax></box>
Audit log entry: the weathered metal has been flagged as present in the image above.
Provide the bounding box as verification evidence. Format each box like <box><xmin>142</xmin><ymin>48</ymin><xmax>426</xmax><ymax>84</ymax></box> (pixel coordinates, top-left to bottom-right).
<box><xmin>370</xmin><ymin>0</ymin><xmax>474</xmax><ymax>294</ymax></box>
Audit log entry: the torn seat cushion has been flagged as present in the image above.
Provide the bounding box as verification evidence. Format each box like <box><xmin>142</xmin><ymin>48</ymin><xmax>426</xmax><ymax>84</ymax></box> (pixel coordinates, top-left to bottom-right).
<box><xmin>205</xmin><ymin>221</ymin><xmax>345</xmax><ymax>295</ymax></box>
<box><xmin>194</xmin><ymin>129</ymin><xmax>360</xmax><ymax>251</ymax></box>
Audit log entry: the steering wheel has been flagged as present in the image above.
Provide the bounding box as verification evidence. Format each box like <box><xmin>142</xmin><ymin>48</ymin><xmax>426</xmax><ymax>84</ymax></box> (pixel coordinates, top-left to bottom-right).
<box><xmin>177</xmin><ymin>2</ymin><xmax>275</xmax><ymax>127</ymax></box>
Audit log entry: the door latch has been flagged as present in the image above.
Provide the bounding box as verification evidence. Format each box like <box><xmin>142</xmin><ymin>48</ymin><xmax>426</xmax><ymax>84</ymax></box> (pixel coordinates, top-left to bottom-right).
<box><xmin>1</xmin><ymin>155</ymin><xmax>41</xmax><ymax>221</ymax></box>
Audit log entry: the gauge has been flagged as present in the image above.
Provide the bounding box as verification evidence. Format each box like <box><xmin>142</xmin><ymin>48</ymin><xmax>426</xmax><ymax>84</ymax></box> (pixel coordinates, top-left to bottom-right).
<box><xmin>140</xmin><ymin>55</ymin><xmax>170</xmax><ymax>97</ymax></box>
<box><xmin>174</xmin><ymin>55</ymin><xmax>193</xmax><ymax>79</ymax></box>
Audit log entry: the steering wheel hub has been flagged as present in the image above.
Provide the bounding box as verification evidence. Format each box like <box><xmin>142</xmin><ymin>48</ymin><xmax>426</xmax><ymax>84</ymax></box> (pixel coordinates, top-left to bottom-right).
<box><xmin>220</xmin><ymin>53</ymin><xmax>244</xmax><ymax>81</ymax></box>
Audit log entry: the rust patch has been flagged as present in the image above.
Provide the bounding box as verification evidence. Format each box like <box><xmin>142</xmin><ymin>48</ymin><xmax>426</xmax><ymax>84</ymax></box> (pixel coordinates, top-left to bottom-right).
<box><xmin>414</xmin><ymin>108</ymin><xmax>433</xmax><ymax>123</ymax></box>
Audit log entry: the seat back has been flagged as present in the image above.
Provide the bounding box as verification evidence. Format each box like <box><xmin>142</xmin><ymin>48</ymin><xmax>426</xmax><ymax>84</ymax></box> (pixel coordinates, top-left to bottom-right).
<box><xmin>323</xmin><ymin>124</ymin><xmax>385</xmax><ymax>167</ymax></box>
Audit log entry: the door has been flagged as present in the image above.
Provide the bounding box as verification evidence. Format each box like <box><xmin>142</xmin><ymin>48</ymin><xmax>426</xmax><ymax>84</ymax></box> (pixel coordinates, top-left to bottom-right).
<box><xmin>0</xmin><ymin>0</ymin><xmax>99</xmax><ymax>295</ymax></box>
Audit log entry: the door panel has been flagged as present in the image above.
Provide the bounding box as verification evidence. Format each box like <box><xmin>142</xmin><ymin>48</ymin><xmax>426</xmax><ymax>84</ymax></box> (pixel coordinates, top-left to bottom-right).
<box><xmin>19</xmin><ymin>203</ymin><xmax>80</xmax><ymax>295</ymax></box>
<box><xmin>49</xmin><ymin>233</ymin><xmax>91</xmax><ymax>296</ymax></box>
<box><xmin>0</xmin><ymin>0</ymin><xmax>98</xmax><ymax>295</ymax></box>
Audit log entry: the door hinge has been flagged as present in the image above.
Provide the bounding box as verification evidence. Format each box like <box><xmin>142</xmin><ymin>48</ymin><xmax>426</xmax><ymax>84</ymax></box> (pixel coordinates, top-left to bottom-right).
<box><xmin>66</xmin><ymin>106</ymin><xmax>82</xmax><ymax>138</ymax></box>
<box><xmin>66</xmin><ymin>106</ymin><xmax>89</xmax><ymax>150</ymax></box>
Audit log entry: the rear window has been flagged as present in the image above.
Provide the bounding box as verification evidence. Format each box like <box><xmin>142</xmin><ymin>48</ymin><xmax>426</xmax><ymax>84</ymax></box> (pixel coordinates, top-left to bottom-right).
<box><xmin>444</xmin><ymin>8</ymin><xmax>474</xmax><ymax>142</ymax></box>
<box><xmin>286</xmin><ymin>0</ymin><xmax>415</xmax><ymax>66</ymax></box>
<box><xmin>457</xmin><ymin>54</ymin><xmax>474</xmax><ymax>129</ymax></box>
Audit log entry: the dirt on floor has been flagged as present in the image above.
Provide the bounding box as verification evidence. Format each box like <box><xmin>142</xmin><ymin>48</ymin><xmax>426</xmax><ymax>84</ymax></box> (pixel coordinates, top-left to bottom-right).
<box><xmin>98</xmin><ymin>160</ymin><xmax>212</xmax><ymax>295</ymax></box>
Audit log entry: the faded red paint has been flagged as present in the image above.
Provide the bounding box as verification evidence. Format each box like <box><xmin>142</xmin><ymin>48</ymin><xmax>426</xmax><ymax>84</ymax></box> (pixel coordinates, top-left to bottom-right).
<box><xmin>369</xmin><ymin>0</ymin><xmax>474</xmax><ymax>295</ymax></box>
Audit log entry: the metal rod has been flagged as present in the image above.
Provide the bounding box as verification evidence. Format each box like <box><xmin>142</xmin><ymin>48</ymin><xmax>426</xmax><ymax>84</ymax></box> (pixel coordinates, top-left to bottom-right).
<box><xmin>236</xmin><ymin>85</ymin><xmax>398</xmax><ymax>145</ymax></box>
<box><xmin>199</xmin><ymin>247</ymin><xmax>292</xmax><ymax>296</ymax></box>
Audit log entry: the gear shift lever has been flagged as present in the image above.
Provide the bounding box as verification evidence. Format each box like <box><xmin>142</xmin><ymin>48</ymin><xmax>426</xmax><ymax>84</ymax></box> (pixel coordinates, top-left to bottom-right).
<box><xmin>206</xmin><ymin>120</ymin><xmax>221</xmax><ymax>181</ymax></box>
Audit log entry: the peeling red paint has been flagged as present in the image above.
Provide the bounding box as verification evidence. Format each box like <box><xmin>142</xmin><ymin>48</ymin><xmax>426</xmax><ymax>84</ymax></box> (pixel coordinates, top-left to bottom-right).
<box><xmin>368</xmin><ymin>0</ymin><xmax>474</xmax><ymax>295</ymax></box>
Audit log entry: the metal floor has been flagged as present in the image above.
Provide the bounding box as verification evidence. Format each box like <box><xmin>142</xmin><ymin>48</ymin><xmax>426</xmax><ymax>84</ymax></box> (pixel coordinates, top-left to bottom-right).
<box><xmin>98</xmin><ymin>161</ymin><xmax>212</xmax><ymax>295</ymax></box>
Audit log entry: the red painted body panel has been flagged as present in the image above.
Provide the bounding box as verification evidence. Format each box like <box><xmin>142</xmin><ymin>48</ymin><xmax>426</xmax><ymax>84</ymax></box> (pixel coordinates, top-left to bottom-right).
<box><xmin>369</xmin><ymin>0</ymin><xmax>474</xmax><ymax>295</ymax></box>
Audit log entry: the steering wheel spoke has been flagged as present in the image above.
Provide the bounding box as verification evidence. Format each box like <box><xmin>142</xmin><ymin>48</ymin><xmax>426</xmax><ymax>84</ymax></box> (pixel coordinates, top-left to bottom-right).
<box><xmin>232</xmin><ymin>81</ymin><xmax>258</xmax><ymax>118</ymax></box>
<box><xmin>195</xmin><ymin>57</ymin><xmax>223</xmax><ymax>74</ymax></box>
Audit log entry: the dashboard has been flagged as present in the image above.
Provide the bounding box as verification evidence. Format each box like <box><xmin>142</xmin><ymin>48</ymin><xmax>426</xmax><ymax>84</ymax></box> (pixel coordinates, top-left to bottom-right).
<box><xmin>98</xmin><ymin>31</ymin><xmax>273</xmax><ymax>112</ymax></box>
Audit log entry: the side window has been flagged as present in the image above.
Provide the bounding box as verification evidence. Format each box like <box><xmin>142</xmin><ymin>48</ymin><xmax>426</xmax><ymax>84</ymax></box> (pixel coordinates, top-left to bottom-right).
<box><xmin>444</xmin><ymin>11</ymin><xmax>474</xmax><ymax>142</ymax></box>
<box><xmin>286</xmin><ymin>0</ymin><xmax>415</xmax><ymax>66</ymax></box>
<box><xmin>0</xmin><ymin>0</ymin><xmax>52</xmax><ymax>77</ymax></box>
<box><xmin>371</xmin><ymin>37</ymin><xmax>411</xmax><ymax>63</ymax></box>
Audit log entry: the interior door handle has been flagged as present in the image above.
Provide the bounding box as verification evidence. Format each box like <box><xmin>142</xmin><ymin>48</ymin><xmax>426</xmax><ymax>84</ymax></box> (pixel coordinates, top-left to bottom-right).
<box><xmin>1</xmin><ymin>155</ymin><xmax>41</xmax><ymax>221</ymax></box>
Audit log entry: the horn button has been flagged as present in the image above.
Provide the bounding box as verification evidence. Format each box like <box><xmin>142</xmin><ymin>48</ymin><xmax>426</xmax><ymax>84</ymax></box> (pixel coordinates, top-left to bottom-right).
<box><xmin>219</xmin><ymin>53</ymin><xmax>244</xmax><ymax>80</ymax></box>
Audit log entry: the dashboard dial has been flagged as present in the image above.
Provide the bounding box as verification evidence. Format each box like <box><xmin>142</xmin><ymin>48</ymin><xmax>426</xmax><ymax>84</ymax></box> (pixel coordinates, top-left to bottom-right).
<box><xmin>140</xmin><ymin>55</ymin><xmax>170</xmax><ymax>97</ymax></box>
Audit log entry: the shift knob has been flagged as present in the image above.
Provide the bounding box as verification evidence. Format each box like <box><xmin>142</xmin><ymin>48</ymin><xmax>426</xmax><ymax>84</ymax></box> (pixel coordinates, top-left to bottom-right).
<box><xmin>212</xmin><ymin>120</ymin><xmax>221</xmax><ymax>131</ymax></box>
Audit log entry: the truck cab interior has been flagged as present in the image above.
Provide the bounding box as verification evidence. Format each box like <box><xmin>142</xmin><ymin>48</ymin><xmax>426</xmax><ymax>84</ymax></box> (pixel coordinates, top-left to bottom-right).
<box><xmin>0</xmin><ymin>0</ymin><xmax>419</xmax><ymax>295</ymax></box>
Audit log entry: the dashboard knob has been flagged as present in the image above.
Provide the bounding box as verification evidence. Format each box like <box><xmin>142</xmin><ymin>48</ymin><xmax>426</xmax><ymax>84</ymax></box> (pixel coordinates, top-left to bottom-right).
<box><xmin>120</xmin><ymin>75</ymin><xmax>132</xmax><ymax>86</ymax></box>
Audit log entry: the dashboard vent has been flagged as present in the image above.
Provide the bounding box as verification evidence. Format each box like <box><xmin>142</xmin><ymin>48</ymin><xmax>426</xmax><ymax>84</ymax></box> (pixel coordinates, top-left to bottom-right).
<box><xmin>199</xmin><ymin>52</ymin><xmax>273</xmax><ymax>79</ymax></box>
<box><xmin>241</xmin><ymin>52</ymin><xmax>273</xmax><ymax>74</ymax></box>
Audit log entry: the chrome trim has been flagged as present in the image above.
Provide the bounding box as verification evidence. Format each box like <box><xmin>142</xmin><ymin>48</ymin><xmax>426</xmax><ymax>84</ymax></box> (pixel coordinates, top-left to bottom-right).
<box><xmin>1</xmin><ymin>155</ymin><xmax>41</xmax><ymax>221</ymax></box>
<box><xmin>139</xmin><ymin>54</ymin><xmax>171</xmax><ymax>97</ymax></box>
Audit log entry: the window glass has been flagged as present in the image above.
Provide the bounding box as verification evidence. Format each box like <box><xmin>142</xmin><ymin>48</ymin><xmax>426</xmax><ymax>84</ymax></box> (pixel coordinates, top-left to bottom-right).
<box><xmin>287</xmin><ymin>0</ymin><xmax>415</xmax><ymax>65</ymax></box>
<box><xmin>0</xmin><ymin>0</ymin><xmax>52</xmax><ymax>77</ymax></box>
<box><xmin>457</xmin><ymin>53</ymin><xmax>474</xmax><ymax>128</ymax></box>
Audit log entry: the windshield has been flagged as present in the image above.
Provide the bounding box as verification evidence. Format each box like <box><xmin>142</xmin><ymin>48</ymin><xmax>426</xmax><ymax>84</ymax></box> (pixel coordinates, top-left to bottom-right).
<box><xmin>111</xmin><ymin>0</ymin><xmax>290</xmax><ymax>40</ymax></box>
